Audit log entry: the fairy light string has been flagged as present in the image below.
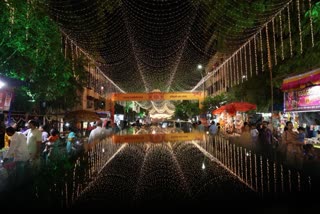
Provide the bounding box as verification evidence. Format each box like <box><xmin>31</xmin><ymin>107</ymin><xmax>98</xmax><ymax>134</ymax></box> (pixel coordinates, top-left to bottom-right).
<box><xmin>308</xmin><ymin>0</ymin><xmax>314</xmax><ymax>47</ymax></box>
<box><xmin>249</xmin><ymin>40</ymin><xmax>253</xmax><ymax>77</ymax></box>
<box><xmin>266</xmin><ymin>24</ymin><xmax>272</xmax><ymax>70</ymax></box>
<box><xmin>259</xmin><ymin>31</ymin><xmax>264</xmax><ymax>73</ymax></box>
<box><xmin>254</xmin><ymin>35</ymin><xmax>258</xmax><ymax>76</ymax></box>
<box><xmin>296</xmin><ymin>0</ymin><xmax>303</xmax><ymax>54</ymax></box>
<box><xmin>279</xmin><ymin>11</ymin><xmax>285</xmax><ymax>60</ymax></box>
<box><xmin>244</xmin><ymin>44</ymin><xmax>248</xmax><ymax>80</ymax></box>
<box><xmin>191</xmin><ymin>0</ymin><xmax>296</xmax><ymax>92</ymax></box>
<box><xmin>272</xmin><ymin>18</ymin><xmax>277</xmax><ymax>66</ymax></box>
<box><xmin>287</xmin><ymin>5</ymin><xmax>293</xmax><ymax>57</ymax></box>
<box><xmin>47</xmin><ymin>0</ymin><xmax>293</xmax><ymax>94</ymax></box>
<box><xmin>45</xmin><ymin>0</ymin><xmax>318</xmax><ymax>100</ymax></box>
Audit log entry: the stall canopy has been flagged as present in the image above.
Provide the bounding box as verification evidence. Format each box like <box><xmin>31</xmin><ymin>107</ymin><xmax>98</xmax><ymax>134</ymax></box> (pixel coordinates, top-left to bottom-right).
<box><xmin>212</xmin><ymin>102</ymin><xmax>257</xmax><ymax>116</ymax></box>
<box><xmin>281</xmin><ymin>68</ymin><xmax>320</xmax><ymax>92</ymax></box>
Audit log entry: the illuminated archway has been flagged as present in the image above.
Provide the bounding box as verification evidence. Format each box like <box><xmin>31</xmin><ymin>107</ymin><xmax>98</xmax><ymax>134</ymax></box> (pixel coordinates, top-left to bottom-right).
<box><xmin>110</xmin><ymin>91</ymin><xmax>204</xmax><ymax>121</ymax></box>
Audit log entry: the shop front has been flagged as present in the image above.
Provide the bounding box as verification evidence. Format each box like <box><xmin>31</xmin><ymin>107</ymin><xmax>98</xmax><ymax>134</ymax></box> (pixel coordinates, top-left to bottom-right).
<box><xmin>282</xmin><ymin>68</ymin><xmax>320</xmax><ymax>112</ymax></box>
<box><xmin>281</xmin><ymin>68</ymin><xmax>320</xmax><ymax>146</ymax></box>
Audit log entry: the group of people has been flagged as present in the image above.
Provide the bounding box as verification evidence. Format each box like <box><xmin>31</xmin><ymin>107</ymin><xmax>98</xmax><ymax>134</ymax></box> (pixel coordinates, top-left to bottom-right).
<box><xmin>2</xmin><ymin>120</ymin><xmax>43</xmax><ymax>188</ymax></box>
<box><xmin>86</xmin><ymin>120</ymin><xmax>113</xmax><ymax>149</ymax></box>
<box><xmin>1</xmin><ymin>117</ymin><xmax>117</xmax><ymax>190</ymax></box>
<box><xmin>281</xmin><ymin>121</ymin><xmax>318</xmax><ymax>169</ymax></box>
<box><xmin>232</xmin><ymin>120</ymin><xmax>318</xmax><ymax>170</ymax></box>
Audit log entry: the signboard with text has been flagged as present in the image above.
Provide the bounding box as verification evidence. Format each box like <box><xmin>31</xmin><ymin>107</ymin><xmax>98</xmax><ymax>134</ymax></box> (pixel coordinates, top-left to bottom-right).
<box><xmin>284</xmin><ymin>85</ymin><xmax>320</xmax><ymax>112</ymax></box>
<box><xmin>112</xmin><ymin>92</ymin><xmax>203</xmax><ymax>101</ymax></box>
<box><xmin>112</xmin><ymin>133</ymin><xmax>205</xmax><ymax>143</ymax></box>
<box><xmin>0</xmin><ymin>90</ymin><xmax>13</xmax><ymax>111</ymax></box>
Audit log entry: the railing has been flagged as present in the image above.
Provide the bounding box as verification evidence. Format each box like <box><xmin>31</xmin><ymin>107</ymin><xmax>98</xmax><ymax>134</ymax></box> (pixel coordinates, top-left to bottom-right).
<box><xmin>8</xmin><ymin>132</ymin><xmax>316</xmax><ymax>206</ymax></box>
<box><xmin>30</xmin><ymin>137</ymin><xmax>122</xmax><ymax>207</ymax></box>
<box><xmin>197</xmin><ymin>134</ymin><xmax>313</xmax><ymax>197</ymax></box>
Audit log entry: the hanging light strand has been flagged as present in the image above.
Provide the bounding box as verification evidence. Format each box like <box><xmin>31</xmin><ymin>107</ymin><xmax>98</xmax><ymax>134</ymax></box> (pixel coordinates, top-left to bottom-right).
<box><xmin>222</xmin><ymin>67</ymin><xmax>224</xmax><ymax>91</ymax></box>
<box><xmin>71</xmin><ymin>42</ymin><xmax>75</xmax><ymax>73</ymax></box>
<box><xmin>244</xmin><ymin>44</ymin><xmax>248</xmax><ymax>80</ymax></box>
<box><xmin>287</xmin><ymin>5</ymin><xmax>293</xmax><ymax>57</ymax></box>
<box><xmin>296</xmin><ymin>0</ymin><xmax>303</xmax><ymax>54</ymax></box>
<box><xmin>308</xmin><ymin>0</ymin><xmax>315</xmax><ymax>47</ymax></box>
<box><xmin>254</xmin><ymin>35</ymin><xmax>258</xmax><ymax>75</ymax></box>
<box><xmin>61</xmin><ymin>35</ymin><xmax>64</xmax><ymax>54</ymax></box>
<box><xmin>228</xmin><ymin>58</ymin><xmax>233</xmax><ymax>87</ymax></box>
<box><xmin>225</xmin><ymin>60</ymin><xmax>228</xmax><ymax>90</ymax></box>
<box><xmin>266</xmin><ymin>24</ymin><xmax>272</xmax><ymax>71</ymax></box>
<box><xmin>226</xmin><ymin>63</ymin><xmax>229</xmax><ymax>91</ymax></box>
<box><xmin>240</xmin><ymin>48</ymin><xmax>243</xmax><ymax>83</ymax></box>
<box><xmin>191</xmin><ymin>0</ymin><xmax>305</xmax><ymax>93</ymax></box>
<box><xmin>64</xmin><ymin>37</ymin><xmax>67</xmax><ymax>59</ymax></box>
<box><xmin>236</xmin><ymin>52</ymin><xmax>240</xmax><ymax>85</ymax></box>
<box><xmin>259</xmin><ymin>31</ymin><xmax>264</xmax><ymax>72</ymax></box>
<box><xmin>26</xmin><ymin>0</ymin><xmax>29</xmax><ymax>41</ymax></box>
<box><xmin>279</xmin><ymin>11</ymin><xmax>284</xmax><ymax>60</ymax></box>
<box><xmin>272</xmin><ymin>18</ymin><xmax>277</xmax><ymax>65</ymax></box>
<box><xmin>249</xmin><ymin>40</ymin><xmax>253</xmax><ymax>77</ymax></box>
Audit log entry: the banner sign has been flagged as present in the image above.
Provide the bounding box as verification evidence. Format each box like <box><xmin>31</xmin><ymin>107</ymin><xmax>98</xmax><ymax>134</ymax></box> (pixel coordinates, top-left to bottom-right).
<box><xmin>284</xmin><ymin>85</ymin><xmax>320</xmax><ymax>112</ymax></box>
<box><xmin>112</xmin><ymin>133</ymin><xmax>205</xmax><ymax>143</ymax></box>
<box><xmin>112</xmin><ymin>92</ymin><xmax>203</xmax><ymax>101</ymax></box>
<box><xmin>0</xmin><ymin>90</ymin><xmax>13</xmax><ymax>111</ymax></box>
<box><xmin>163</xmin><ymin>92</ymin><xmax>203</xmax><ymax>100</ymax></box>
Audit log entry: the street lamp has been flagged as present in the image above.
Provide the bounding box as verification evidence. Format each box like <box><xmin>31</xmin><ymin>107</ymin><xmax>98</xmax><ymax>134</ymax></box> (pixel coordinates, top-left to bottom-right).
<box><xmin>197</xmin><ymin>64</ymin><xmax>205</xmax><ymax>118</ymax></box>
<box><xmin>197</xmin><ymin>64</ymin><xmax>204</xmax><ymax>93</ymax></box>
<box><xmin>0</xmin><ymin>80</ymin><xmax>5</xmax><ymax>89</ymax></box>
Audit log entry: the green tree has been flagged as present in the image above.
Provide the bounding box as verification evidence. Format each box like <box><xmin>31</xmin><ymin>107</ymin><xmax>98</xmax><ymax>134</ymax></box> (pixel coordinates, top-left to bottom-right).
<box><xmin>0</xmin><ymin>0</ymin><xmax>87</xmax><ymax>111</ymax></box>
<box><xmin>201</xmin><ymin>92</ymin><xmax>234</xmax><ymax>113</ymax></box>
<box><xmin>173</xmin><ymin>100</ymin><xmax>200</xmax><ymax>120</ymax></box>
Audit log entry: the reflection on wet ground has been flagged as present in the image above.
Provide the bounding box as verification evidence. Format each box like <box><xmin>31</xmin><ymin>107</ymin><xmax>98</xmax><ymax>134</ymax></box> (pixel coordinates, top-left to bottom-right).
<box><xmin>2</xmin><ymin>131</ymin><xmax>317</xmax><ymax>209</ymax></box>
<box><xmin>73</xmin><ymin>141</ymin><xmax>256</xmax><ymax>208</ymax></box>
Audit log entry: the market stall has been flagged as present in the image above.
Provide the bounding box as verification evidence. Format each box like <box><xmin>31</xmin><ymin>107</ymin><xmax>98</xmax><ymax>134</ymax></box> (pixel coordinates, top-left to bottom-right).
<box><xmin>281</xmin><ymin>68</ymin><xmax>320</xmax><ymax>146</ymax></box>
<box><xmin>212</xmin><ymin>102</ymin><xmax>257</xmax><ymax>135</ymax></box>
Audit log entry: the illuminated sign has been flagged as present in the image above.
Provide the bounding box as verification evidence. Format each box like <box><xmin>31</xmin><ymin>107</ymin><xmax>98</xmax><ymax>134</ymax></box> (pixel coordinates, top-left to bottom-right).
<box><xmin>112</xmin><ymin>133</ymin><xmax>205</xmax><ymax>143</ymax></box>
<box><xmin>112</xmin><ymin>92</ymin><xmax>203</xmax><ymax>101</ymax></box>
<box><xmin>284</xmin><ymin>86</ymin><xmax>320</xmax><ymax>112</ymax></box>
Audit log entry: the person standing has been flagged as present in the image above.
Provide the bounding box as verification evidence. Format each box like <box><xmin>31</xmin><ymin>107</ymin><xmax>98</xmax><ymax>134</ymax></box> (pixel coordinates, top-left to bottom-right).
<box><xmin>88</xmin><ymin>120</ymin><xmax>106</xmax><ymax>146</ymax></box>
<box><xmin>197</xmin><ymin>121</ymin><xmax>205</xmax><ymax>132</ymax></box>
<box><xmin>66</xmin><ymin>126</ymin><xmax>77</xmax><ymax>157</ymax></box>
<box><xmin>282</xmin><ymin>121</ymin><xmax>303</xmax><ymax>169</ymax></box>
<box><xmin>26</xmin><ymin>120</ymin><xmax>42</xmax><ymax>169</ymax></box>
<box><xmin>105</xmin><ymin>120</ymin><xmax>113</xmax><ymax>135</ymax></box>
<box><xmin>297</xmin><ymin>126</ymin><xmax>306</xmax><ymax>144</ymax></box>
<box><xmin>4</xmin><ymin>127</ymin><xmax>29</xmax><ymax>187</ymax></box>
<box><xmin>250</xmin><ymin>123</ymin><xmax>259</xmax><ymax>151</ymax></box>
<box><xmin>209</xmin><ymin>121</ymin><xmax>218</xmax><ymax>136</ymax></box>
<box><xmin>258</xmin><ymin>121</ymin><xmax>274</xmax><ymax>160</ymax></box>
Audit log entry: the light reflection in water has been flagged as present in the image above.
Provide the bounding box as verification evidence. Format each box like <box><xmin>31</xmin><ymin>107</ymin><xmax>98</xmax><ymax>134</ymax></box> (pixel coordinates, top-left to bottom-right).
<box><xmin>17</xmin><ymin>133</ymin><xmax>314</xmax><ymax>207</ymax></box>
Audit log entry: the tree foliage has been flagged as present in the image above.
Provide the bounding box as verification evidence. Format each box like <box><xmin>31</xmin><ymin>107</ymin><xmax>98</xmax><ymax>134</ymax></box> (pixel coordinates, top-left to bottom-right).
<box><xmin>201</xmin><ymin>92</ymin><xmax>233</xmax><ymax>113</ymax></box>
<box><xmin>173</xmin><ymin>101</ymin><xmax>200</xmax><ymax>120</ymax></box>
<box><xmin>0</xmin><ymin>0</ymin><xmax>87</xmax><ymax>111</ymax></box>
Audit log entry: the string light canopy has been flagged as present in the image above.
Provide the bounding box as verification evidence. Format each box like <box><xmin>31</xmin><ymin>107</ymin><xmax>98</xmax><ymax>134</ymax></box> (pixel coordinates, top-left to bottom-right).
<box><xmin>46</xmin><ymin>0</ymin><xmax>291</xmax><ymax>94</ymax></box>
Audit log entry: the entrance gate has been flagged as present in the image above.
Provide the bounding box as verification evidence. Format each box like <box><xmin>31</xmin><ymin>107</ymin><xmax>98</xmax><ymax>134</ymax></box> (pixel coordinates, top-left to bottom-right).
<box><xmin>110</xmin><ymin>91</ymin><xmax>204</xmax><ymax>121</ymax></box>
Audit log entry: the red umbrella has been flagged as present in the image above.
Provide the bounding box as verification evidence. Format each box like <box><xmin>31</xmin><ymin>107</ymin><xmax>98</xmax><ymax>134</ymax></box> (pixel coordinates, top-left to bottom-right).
<box><xmin>212</xmin><ymin>102</ymin><xmax>256</xmax><ymax>115</ymax></box>
<box><xmin>212</xmin><ymin>106</ymin><xmax>228</xmax><ymax>115</ymax></box>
